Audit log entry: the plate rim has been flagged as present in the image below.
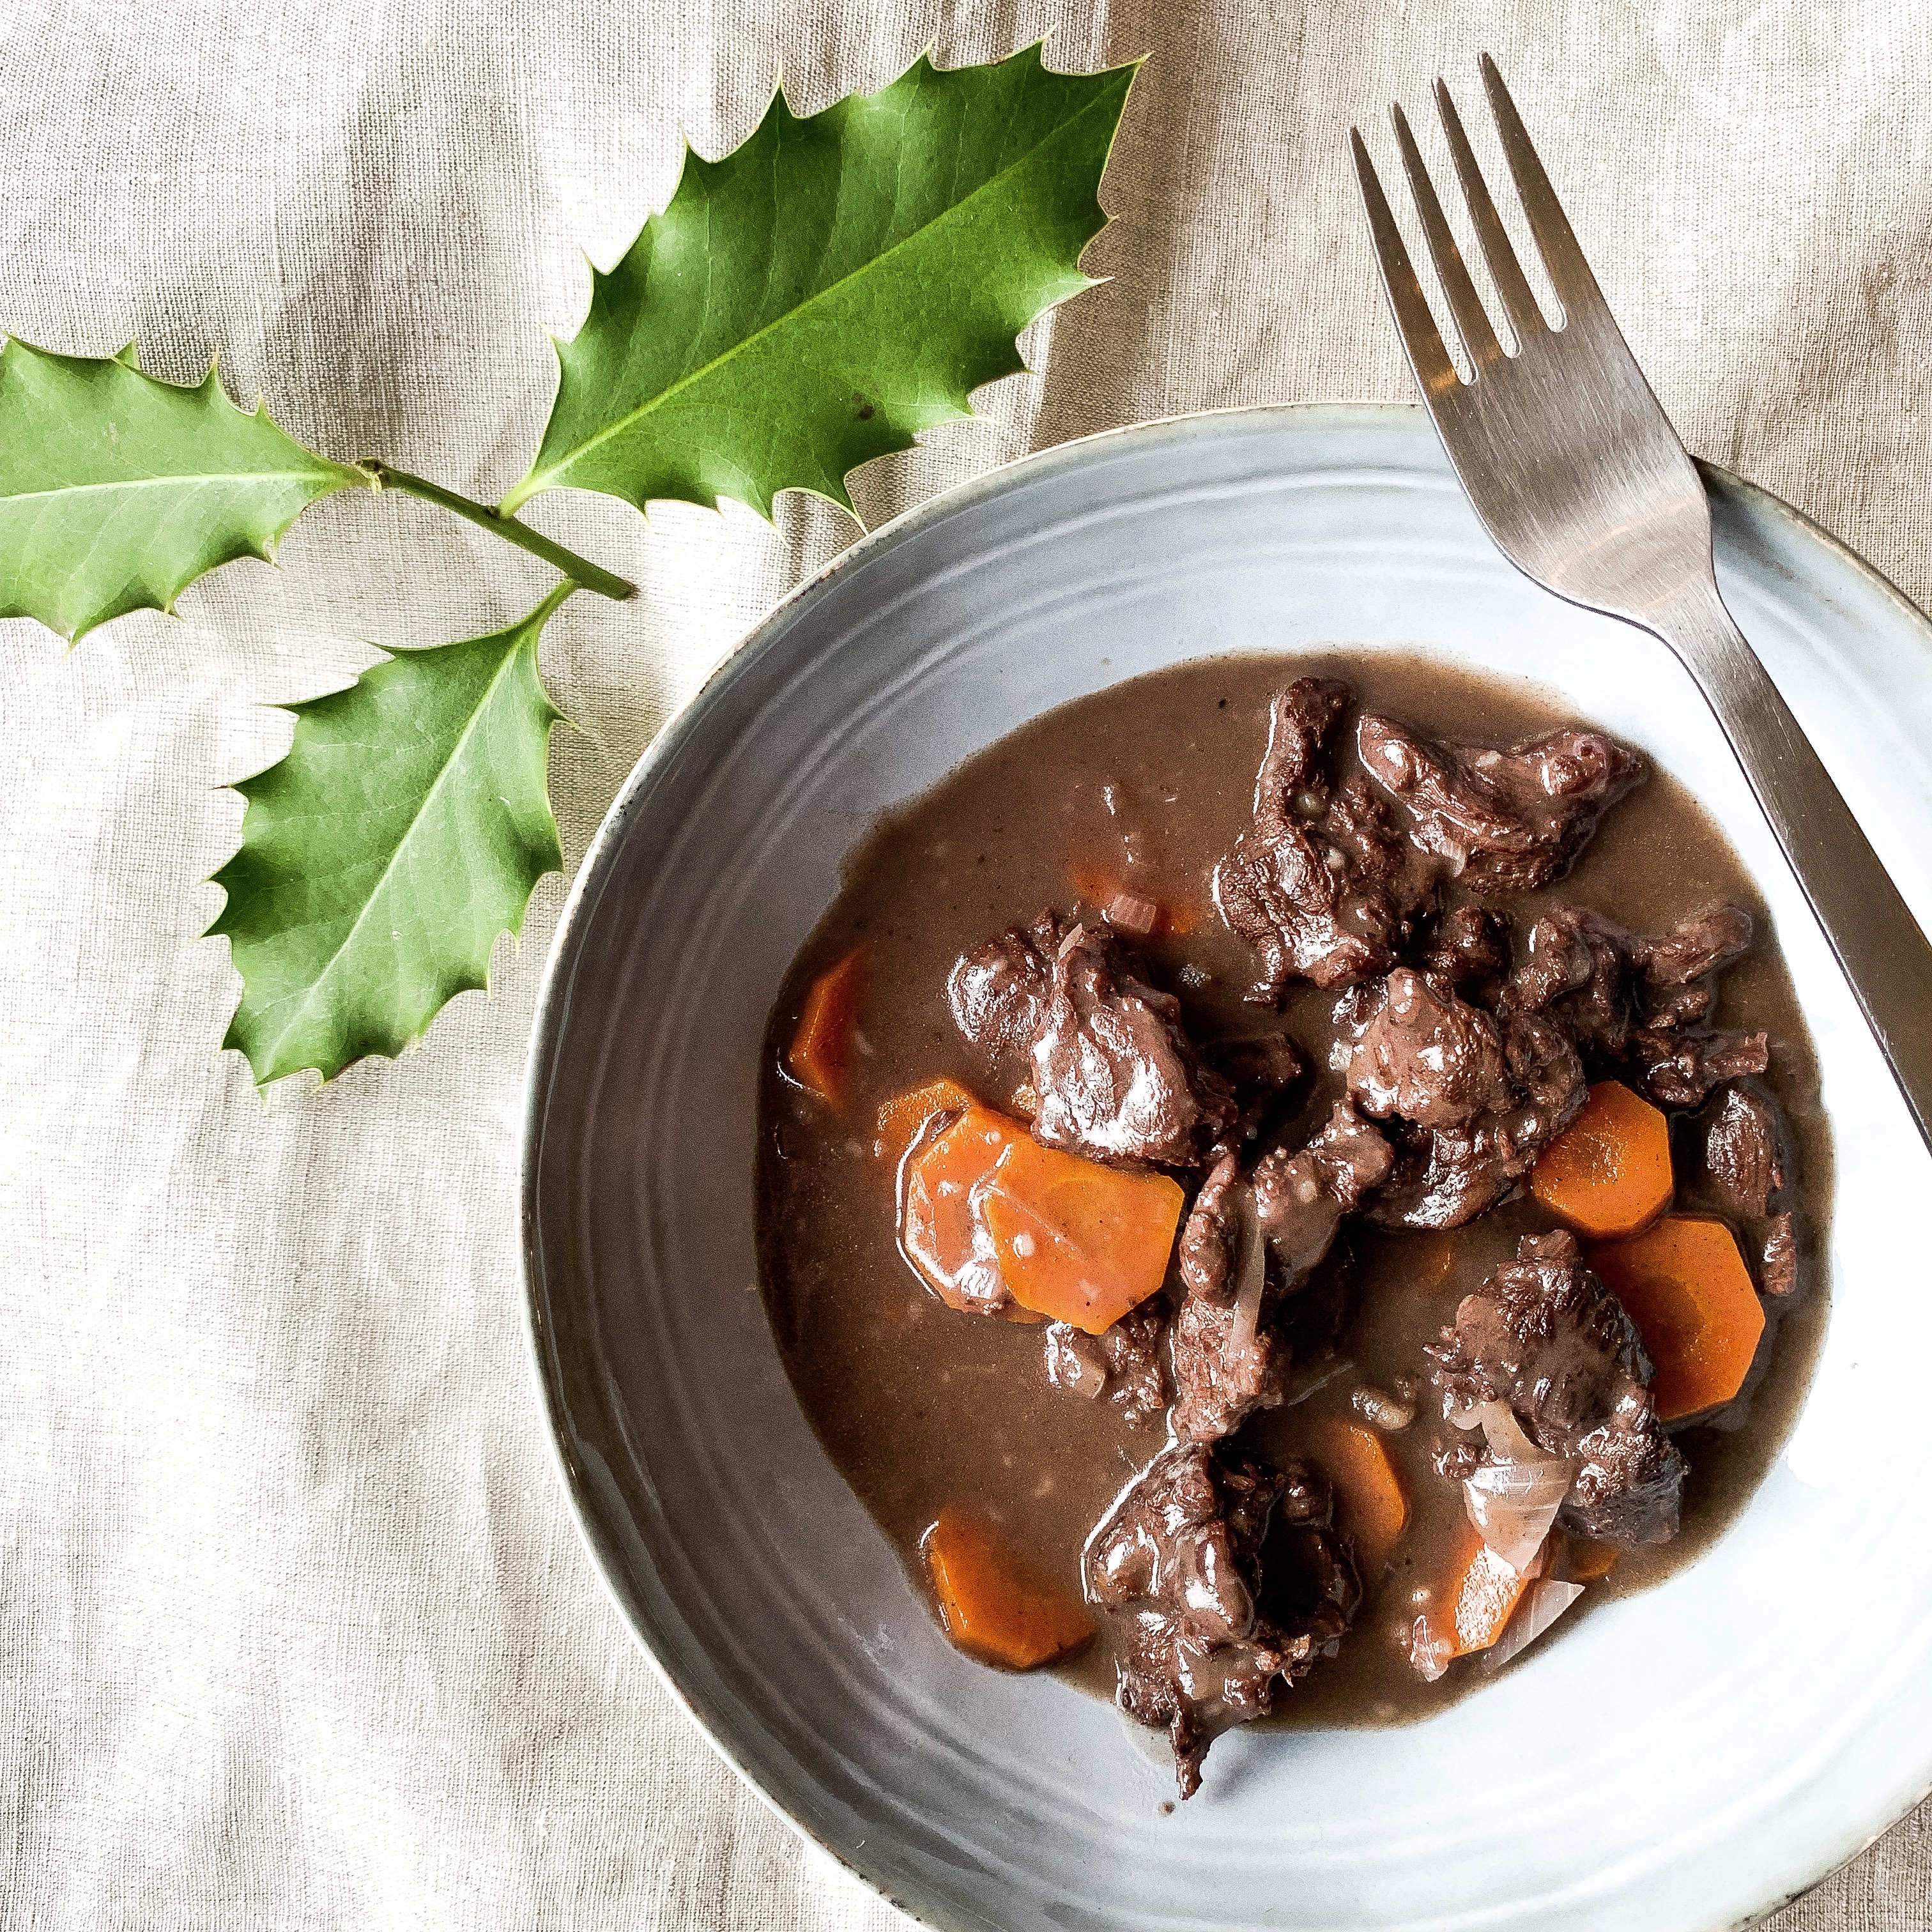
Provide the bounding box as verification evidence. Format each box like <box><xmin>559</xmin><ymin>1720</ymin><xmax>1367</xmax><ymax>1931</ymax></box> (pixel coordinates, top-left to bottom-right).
<box><xmin>518</xmin><ymin>399</ymin><xmax>1932</xmax><ymax>1932</ymax></box>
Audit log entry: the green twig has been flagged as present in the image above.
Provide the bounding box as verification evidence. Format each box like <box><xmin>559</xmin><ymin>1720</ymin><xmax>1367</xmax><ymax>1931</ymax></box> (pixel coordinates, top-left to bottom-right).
<box><xmin>360</xmin><ymin>463</ymin><xmax>635</xmax><ymax>602</ymax></box>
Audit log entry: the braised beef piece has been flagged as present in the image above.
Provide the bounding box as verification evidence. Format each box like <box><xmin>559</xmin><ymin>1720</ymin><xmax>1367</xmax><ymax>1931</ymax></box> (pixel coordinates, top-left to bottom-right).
<box><xmin>1761</xmin><ymin>1214</ymin><xmax>1799</xmax><ymax>1298</ymax></box>
<box><xmin>1172</xmin><ymin>1153</ymin><xmax>1282</xmax><ymax>1444</ymax></box>
<box><xmin>1343</xmin><ymin>970</ymin><xmax>1586</xmax><ymax>1229</ymax></box>
<box><xmin>1214</xmin><ymin>680</ymin><xmax>1430</xmax><ymax>999</ymax></box>
<box><xmin>1253</xmin><ymin>1098</ymin><xmax>1394</xmax><ymax>1272</ymax></box>
<box><xmin>1170</xmin><ymin>1105</ymin><xmax>1392</xmax><ymax>1443</ymax></box>
<box><xmin>1428</xmin><ymin>1230</ymin><xmax>1683</xmax><ymax>1545</ymax></box>
<box><xmin>1206</xmin><ymin>1032</ymin><xmax>1306</xmax><ymax>1154</ymax></box>
<box><xmin>1505</xmin><ymin>907</ymin><xmax>1633</xmax><ymax>1059</ymax></box>
<box><xmin>946</xmin><ymin>922</ymin><xmax>1051</xmax><ymax>1059</ymax></box>
<box><xmin>1629</xmin><ymin>1025</ymin><xmax>1771</xmax><ymax>1109</ymax></box>
<box><xmin>1043</xmin><ymin>1303</ymin><xmax>1168</xmax><ymax>1422</ymax></box>
<box><xmin>1701</xmin><ymin>1084</ymin><xmax>1784</xmax><ymax>1216</ymax></box>
<box><xmin>1349</xmin><ymin>966</ymin><xmax>1511</xmax><ymax>1128</ymax></box>
<box><xmin>1356</xmin><ymin>714</ymin><xmax>1644</xmax><ymax>892</ymax></box>
<box><xmin>1504</xmin><ymin>901</ymin><xmax>1770</xmax><ymax>1107</ymax></box>
<box><xmin>1696</xmin><ymin>1084</ymin><xmax>1799</xmax><ymax>1296</ymax></box>
<box><xmin>947</xmin><ymin>913</ymin><xmax>1235</xmax><ymax>1167</ymax></box>
<box><xmin>1254</xmin><ymin>1462</ymin><xmax>1361</xmax><ymax>1660</ymax></box>
<box><xmin>1087</xmin><ymin>1443</ymin><xmax>1356</xmax><ymax>1797</ymax></box>
<box><xmin>1635</xmin><ymin>903</ymin><xmax>1756</xmax><ymax>990</ymax></box>
<box><xmin>1416</xmin><ymin>905</ymin><xmax>1510</xmax><ymax>995</ymax></box>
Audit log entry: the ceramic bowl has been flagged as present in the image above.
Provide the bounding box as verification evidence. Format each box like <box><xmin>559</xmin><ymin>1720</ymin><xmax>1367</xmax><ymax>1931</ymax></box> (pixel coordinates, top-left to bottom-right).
<box><xmin>521</xmin><ymin>404</ymin><xmax>1932</xmax><ymax>1932</ymax></box>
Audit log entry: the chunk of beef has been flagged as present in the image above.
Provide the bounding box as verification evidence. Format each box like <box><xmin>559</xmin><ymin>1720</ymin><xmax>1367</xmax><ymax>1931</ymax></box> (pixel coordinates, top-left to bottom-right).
<box><xmin>949</xmin><ymin>914</ymin><xmax>1234</xmax><ymax>1166</ymax></box>
<box><xmin>1348</xmin><ymin>967</ymin><xmax>1512</xmax><ymax>1128</ymax></box>
<box><xmin>1346</xmin><ymin>973</ymin><xmax>1586</xmax><ymax>1229</ymax></box>
<box><xmin>1416</xmin><ymin>905</ymin><xmax>1510</xmax><ymax>994</ymax></box>
<box><xmin>1427</xmin><ymin>1230</ymin><xmax>1683</xmax><ymax>1545</ymax></box>
<box><xmin>1088</xmin><ymin>1444</ymin><xmax>1355</xmax><ymax>1797</ymax></box>
<box><xmin>1635</xmin><ymin>903</ymin><xmax>1755</xmax><ymax>990</ymax></box>
<box><xmin>1696</xmin><ymin>1083</ymin><xmax>1800</xmax><ymax>1298</ymax></box>
<box><xmin>1356</xmin><ymin>715</ymin><xmax>1644</xmax><ymax>892</ymax></box>
<box><xmin>1629</xmin><ymin>1025</ymin><xmax>1770</xmax><ymax>1108</ymax></box>
<box><xmin>1214</xmin><ymin>681</ymin><xmax>1430</xmax><ymax>999</ymax></box>
<box><xmin>947</xmin><ymin>923</ymin><xmax>1051</xmax><ymax>1059</ymax></box>
<box><xmin>1255</xmin><ymin>1461</ymin><xmax>1361</xmax><ymax>1660</ymax></box>
<box><xmin>1701</xmin><ymin>1084</ymin><xmax>1785</xmax><ymax>1219</ymax></box>
<box><xmin>1172</xmin><ymin>1154</ymin><xmax>1282</xmax><ymax>1443</ymax></box>
<box><xmin>1206</xmin><ymin>1032</ymin><xmax>1306</xmax><ymax>1153</ymax></box>
<box><xmin>1761</xmin><ymin>1213</ymin><xmax>1799</xmax><ymax>1297</ymax></box>
<box><xmin>1251</xmin><ymin>1098</ymin><xmax>1394</xmax><ymax>1275</ymax></box>
<box><xmin>1171</xmin><ymin>1106</ymin><xmax>1392</xmax><ymax>1443</ymax></box>
<box><xmin>1043</xmin><ymin>1303</ymin><xmax>1168</xmax><ymax>1422</ymax></box>
<box><xmin>1505</xmin><ymin>907</ymin><xmax>1632</xmax><ymax>1061</ymax></box>
<box><xmin>1505</xmin><ymin>901</ymin><xmax>1768</xmax><ymax>1105</ymax></box>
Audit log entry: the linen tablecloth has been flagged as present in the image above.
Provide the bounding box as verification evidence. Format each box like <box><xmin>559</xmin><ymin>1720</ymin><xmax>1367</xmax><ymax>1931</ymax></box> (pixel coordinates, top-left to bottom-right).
<box><xmin>6</xmin><ymin>0</ymin><xmax>1931</xmax><ymax>1924</ymax></box>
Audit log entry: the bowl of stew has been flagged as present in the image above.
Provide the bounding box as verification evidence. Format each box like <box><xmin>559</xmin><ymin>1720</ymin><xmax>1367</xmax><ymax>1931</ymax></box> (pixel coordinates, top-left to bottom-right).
<box><xmin>521</xmin><ymin>404</ymin><xmax>1932</xmax><ymax>1931</ymax></box>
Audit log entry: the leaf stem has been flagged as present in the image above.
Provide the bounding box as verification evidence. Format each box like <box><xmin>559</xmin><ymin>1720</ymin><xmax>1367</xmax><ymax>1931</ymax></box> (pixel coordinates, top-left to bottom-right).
<box><xmin>362</xmin><ymin>463</ymin><xmax>636</xmax><ymax>601</ymax></box>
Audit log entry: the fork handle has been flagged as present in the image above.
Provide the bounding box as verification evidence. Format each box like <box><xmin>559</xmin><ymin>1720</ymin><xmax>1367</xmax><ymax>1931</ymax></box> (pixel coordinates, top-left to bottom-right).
<box><xmin>1653</xmin><ymin>581</ymin><xmax>1932</xmax><ymax>1152</ymax></box>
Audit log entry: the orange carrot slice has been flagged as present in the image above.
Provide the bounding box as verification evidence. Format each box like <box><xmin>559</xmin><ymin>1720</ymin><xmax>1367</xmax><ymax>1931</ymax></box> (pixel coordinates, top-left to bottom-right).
<box><xmin>785</xmin><ymin>949</ymin><xmax>864</xmax><ymax>1108</ymax></box>
<box><xmin>1413</xmin><ymin>1526</ymin><xmax>1544</xmax><ymax>1680</ymax></box>
<box><xmin>924</xmin><ymin>1507</ymin><xmax>1094</xmax><ymax>1670</ymax></box>
<box><xmin>876</xmin><ymin>1077</ymin><xmax>976</xmax><ymax>1163</ymax></box>
<box><xmin>1563</xmin><ymin>1537</ymin><xmax>1620</xmax><ymax>1584</ymax></box>
<box><xmin>1408</xmin><ymin>1229</ymin><xmax>1460</xmax><ymax>1294</ymax></box>
<box><xmin>900</xmin><ymin>1104</ymin><xmax>1020</xmax><ymax>1308</ymax></box>
<box><xmin>1591</xmin><ymin>1215</ymin><xmax>1765</xmax><ymax>1420</ymax></box>
<box><xmin>1315</xmin><ymin>1418</ymin><xmax>1410</xmax><ymax>1580</ymax></box>
<box><xmin>1451</xmin><ymin>1525</ymin><xmax>1540</xmax><ymax>1655</ymax></box>
<box><xmin>1531</xmin><ymin>1080</ymin><xmax>1673</xmax><ymax>1238</ymax></box>
<box><xmin>977</xmin><ymin>1137</ymin><xmax>1184</xmax><ymax>1334</ymax></box>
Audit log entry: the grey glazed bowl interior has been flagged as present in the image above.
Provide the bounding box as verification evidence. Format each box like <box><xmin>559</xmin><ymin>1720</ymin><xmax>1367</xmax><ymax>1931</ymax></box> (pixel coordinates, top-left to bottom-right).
<box><xmin>521</xmin><ymin>405</ymin><xmax>1932</xmax><ymax>1932</ymax></box>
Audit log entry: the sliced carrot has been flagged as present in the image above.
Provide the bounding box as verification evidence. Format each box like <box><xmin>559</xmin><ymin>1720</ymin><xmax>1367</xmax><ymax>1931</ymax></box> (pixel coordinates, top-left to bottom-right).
<box><xmin>1531</xmin><ymin>1080</ymin><xmax>1673</xmax><ymax>1239</ymax></box>
<box><xmin>977</xmin><ymin>1137</ymin><xmax>1185</xmax><ymax>1334</ymax></box>
<box><xmin>876</xmin><ymin>1077</ymin><xmax>977</xmax><ymax>1163</ymax></box>
<box><xmin>1591</xmin><ymin>1215</ymin><xmax>1765</xmax><ymax>1420</ymax></box>
<box><xmin>900</xmin><ymin>1104</ymin><xmax>1021</xmax><ymax>1306</ymax></box>
<box><xmin>1314</xmin><ymin>1419</ymin><xmax>1409</xmax><ymax>1579</ymax></box>
<box><xmin>1413</xmin><ymin>1525</ymin><xmax>1543</xmax><ymax>1678</ymax></box>
<box><xmin>1563</xmin><ymin>1537</ymin><xmax>1620</xmax><ymax>1584</ymax></box>
<box><xmin>1450</xmin><ymin>1524</ymin><xmax>1540</xmax><ymax>1656</ymax></box>
<box><xmin>923</xmin><ymin>1507</ymin><xmax>1095</xmax><ymax>1670</ymax></box>
<box><xmin>1408</xmin><ymin>1230</ymin><xmax>1460</xmax><ymax>1293</ymax></box>
<box><xmin>785</xmin><ymin>949</ymin><xmax>864</xmax><ymax>1109</ymax></box>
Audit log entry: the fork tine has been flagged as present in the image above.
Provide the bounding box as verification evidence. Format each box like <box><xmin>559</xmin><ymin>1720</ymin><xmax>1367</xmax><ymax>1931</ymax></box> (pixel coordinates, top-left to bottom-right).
<box><xmin>1349</xmin><ymin>128</ymin><xmax>1459</xmax><ymax>399</ymax></box>
<box><xmin>1433</xmin><ymin>79</ymin><xmax>1544</xmax><ymax>344</ymax></box>
<box><xmin>1390</xmin><ymin>102</ymin><xmax>1501</xmax><ymax>368</ymax></box>
<box><xmin>1479</xmin><ymin>54</ymin><xmax>1610</xmax><ymax>325</ymax></box>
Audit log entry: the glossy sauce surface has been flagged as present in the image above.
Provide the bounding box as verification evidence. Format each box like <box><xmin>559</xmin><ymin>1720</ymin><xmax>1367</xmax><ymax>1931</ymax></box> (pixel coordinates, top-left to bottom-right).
<box><xmin>755</xmin><ymin>652</ymin><xmax>1832</xmax><ymax>1725</ymax></box>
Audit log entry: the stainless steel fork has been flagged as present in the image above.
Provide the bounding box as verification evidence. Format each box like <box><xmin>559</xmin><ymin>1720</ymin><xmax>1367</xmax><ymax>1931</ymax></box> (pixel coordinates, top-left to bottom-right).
<box><xmin>1352</xmin><ymin>55</ymin><xmax>1932</xmax><ymax>1152</ymax></box>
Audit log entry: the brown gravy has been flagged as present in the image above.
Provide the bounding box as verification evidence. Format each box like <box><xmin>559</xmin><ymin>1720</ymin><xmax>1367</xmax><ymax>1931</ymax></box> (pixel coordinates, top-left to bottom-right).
<box><xmin>755</xmin><ymin>652</ymin><xmax>1832</xmax><ymax>1729</ymax></box>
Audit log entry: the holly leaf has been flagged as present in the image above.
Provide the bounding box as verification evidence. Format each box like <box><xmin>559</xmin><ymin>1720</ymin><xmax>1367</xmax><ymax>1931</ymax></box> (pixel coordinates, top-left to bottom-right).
<box><xmin>500</xmin><ymin>44</ymin><xmax>1136</xmax><ymax>520</ymax></box>
<box><xmin>208</xmin><ymin>588</ymin><xmax>570</xmax><ymax>1087</ymax></box>
<box><xmin>0</xmin><ymin>339</ymin><xmax>365</xmax><ymax>641</ymax></box>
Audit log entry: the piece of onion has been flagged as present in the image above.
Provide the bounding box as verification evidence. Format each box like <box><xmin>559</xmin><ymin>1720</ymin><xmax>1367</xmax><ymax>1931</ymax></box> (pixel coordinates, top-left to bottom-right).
<box><xmin>1227</xmin><ymin>1188</ymin><xmax>1267</xmax><ymax>1361</ymax></box>
<box><xmin>1477</xmin><ymin>1400</ymin><xmax>1545</xmax><ymax>1465</ymax></box>
<box><xmin>1487</xmin><ymin>1578</ymin><xmax>1585</xmax><ymax>1669</ymax></box>
<box><xmin>1409</xmin><ymin>1614</ymin><xmax>1454</xmax><ymax>1683</ymax></box>
<box><xmin>1104</xmin><ymin>890</ymin><xmax>1161</xmax><ymax>937</ymax></box>
<box><xmin>1464</xmin><ymin>1459</ymin><xmax>1574</xmax><ymax>1573</ymax></box>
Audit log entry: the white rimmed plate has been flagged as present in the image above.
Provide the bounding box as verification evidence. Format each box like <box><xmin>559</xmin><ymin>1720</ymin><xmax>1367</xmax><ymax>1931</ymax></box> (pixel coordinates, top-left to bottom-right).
<box><xmin>521</xmin><ymin>404</ymin><xmax>1932</xmax><ymax>1932</ymax></box>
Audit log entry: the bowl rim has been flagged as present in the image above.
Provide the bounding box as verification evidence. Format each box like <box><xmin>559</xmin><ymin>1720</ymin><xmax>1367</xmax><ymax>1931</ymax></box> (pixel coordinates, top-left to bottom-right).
<box><xmin>517</xmin><ymin>398</ymin><xmax>1932</xmax><ymax>1932</ymax></box>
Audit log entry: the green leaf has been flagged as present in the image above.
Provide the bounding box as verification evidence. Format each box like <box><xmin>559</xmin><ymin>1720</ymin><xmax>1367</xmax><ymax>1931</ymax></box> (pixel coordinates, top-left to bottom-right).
<box><xmin>0</xmin><ymin>339</ymin><xmax>365</xmax><ymax>641</ymax></box>
<box><xmin>208</xmin><ymin>586</ymin><xmax>572</xmax><ymax>1087</ymax></box>
<box><xmin>500</xmin><ymin>45</ymin><xmax>1136</xmax><ymax>520</ymax></box>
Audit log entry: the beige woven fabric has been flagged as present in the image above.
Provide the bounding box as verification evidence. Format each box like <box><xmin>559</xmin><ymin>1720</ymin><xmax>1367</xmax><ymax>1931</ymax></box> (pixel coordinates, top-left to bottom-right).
<box><xmin>4</xmin><ymin>0</ymin><xmax>1931</xmax><ymax>1924</ymax></box>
